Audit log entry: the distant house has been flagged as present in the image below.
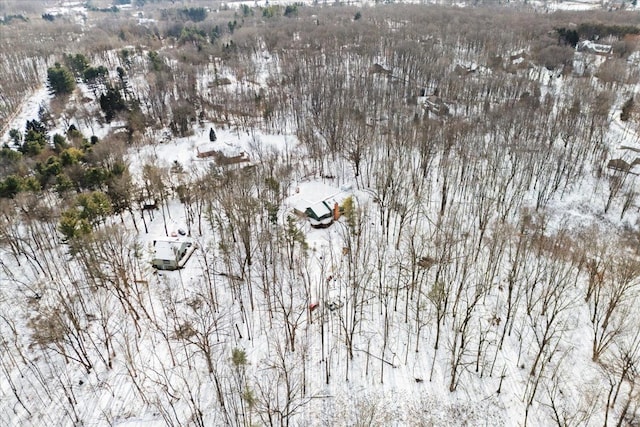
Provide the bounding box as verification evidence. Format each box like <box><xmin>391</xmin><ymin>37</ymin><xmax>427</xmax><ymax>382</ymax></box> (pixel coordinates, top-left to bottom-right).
<box><xmin>152</xmin><ymin>238</ymin><xmax>191</xmax><ymax>270</ymax></box>
<box><xmin>576</xmin><ymin>40</ymin><xmax>612</xmax><ymax>55</ymax></box>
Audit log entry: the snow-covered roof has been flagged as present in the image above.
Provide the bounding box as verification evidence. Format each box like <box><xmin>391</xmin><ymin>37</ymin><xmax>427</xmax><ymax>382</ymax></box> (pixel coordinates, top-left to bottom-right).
<box><xmin>576</xmin><ymin>40</ymin><xmax>612</xmax><ymax>54</ymax></box>
<box><xmin>153</xmin><ymin>238</ymin><xmax>186</xmax><ymax>261</ymax></box>
<box><xmin>307</xmin><ymin>201</ymin><xmax>332</xmax><ymax>220</ymax></box>
<box><xmin>288</xmin><ymin>181</ymin><xmax>349</xmax><ymax>211</ymax></box>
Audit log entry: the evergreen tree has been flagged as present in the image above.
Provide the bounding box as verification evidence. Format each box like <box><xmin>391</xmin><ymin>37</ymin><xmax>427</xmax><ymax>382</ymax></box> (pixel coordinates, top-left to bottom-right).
<box><xmin>0</xmin><ymin>175</ymin><xmax>25</xmax><ymax>198</ymax></box>
<box><xmin>47</xmin><ymin>63</ymin><xmax>76</xmax><ymax>95</ymax></box>
<box><xmin>64</xmin><ymin>53</ymin><xmax>90</xmax><ymax>77</ymax></box>
<box><xmin>52</xmin><ymin>134</ymin><xmax>69</xmax><ymax>152</ymax></box>
<box><xmin>341</xmin><ymin>196</ymin><xmax>357</xmax><ymax>232</ymax></box>
<box><xmin>100</xmin><ymin>86</ymin><xmax>127</xmax><ymax>122</ymax></box>
<box><xmin>0</xmin><ymin>175</ymin><xmax>40</xmax><ymax>198</ymax></box>
<box><xmin>209</xmin><ymin>127</ymin><xmax>217</xmax><ymax>142</ymax></box>
<box><xmin>147</xmin><ymin>51</ymin><xmax>165</xmax><ymax>72</ymax></box>
<box><xmin>179</xmin><ymin>7</ymin><xmax>207</xmax><ymax>22</ymax></box>
<box><xmin>284</xmin><ymin>4</ymin><xmax>298</xmax><ymax>17</ymax></box>
<box><xmin>18</xmin><ymin>119</ymin><xmax>49</xmax><ymax>155</ymax></box>
<box><xmin>19</xmin><ymin>125</ymin><xmax>47</xmax><ymax>156</ymax></box>
<box><xmin>210</xmin><ymin>25</ymin><xmax>221</xmax><ymax>43</ymax></box>
<box><xmin>83</xmin><ymin>65</ymin><xmax>109</xmax><ymax>95</ymax></box>
<box><xmin>59</xmin><ymin>190</ymin><xmax>113</xmax><ymax>241</ymax></box>
<box><xmin>556</xmin><ymin>28</ymin><xmax>579</xmax><ymax>48</ymax></box>
<box><xmin>25</xmin><ymin>119</ymin><xmax>47</xmax><ymax>137</ymax></box>
<box><xmin>9</xmin><ymin>128</ymin><xmax>22</xmax><ymax>144</ymax></box>
<box><xmin>0</xmin><ymin>147</ymin><xmax>22</xmax><ymax>167</ymax></box>
<box><xmin>59</xmin><ymin>209</ymin><xmax>92</xmax><ymax>242</ymax></box>
<box><xmin>241</xmin><ymin>5</ymin><xmax>253</xmax><ymax>17</ymax></box>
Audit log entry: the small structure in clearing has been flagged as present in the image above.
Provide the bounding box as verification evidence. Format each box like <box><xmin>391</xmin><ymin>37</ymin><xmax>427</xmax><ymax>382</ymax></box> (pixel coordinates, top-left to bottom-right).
<box><xmin>140</xmin><ymin>198</ymin><xmax>157</xmax><ymax>211</ymax></box>
<box><xmin>305</xmin><ymin>201</ymin><xmax>339</xmax><ymax>228</ymax></box>
<box><xmin>196</xmin><ymin>142</ymin><xmax>250</xmax><ymax>167</ymax></box>
<box><xmin>288</xmin><ymin>181</ymin><xmax>350</xmax><ymax>229</ymax></box>
<box><xmin>152</xmin><ymin>237</ymin><xmax>194</xmax><ymax>270</ymax></box>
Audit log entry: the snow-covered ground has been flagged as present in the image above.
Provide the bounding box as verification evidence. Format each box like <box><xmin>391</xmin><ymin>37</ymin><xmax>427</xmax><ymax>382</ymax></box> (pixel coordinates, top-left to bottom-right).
<box><xmin>4</xmin><ymin>7</ymin><xmax>640</xmax><ymax>426</ymax></box>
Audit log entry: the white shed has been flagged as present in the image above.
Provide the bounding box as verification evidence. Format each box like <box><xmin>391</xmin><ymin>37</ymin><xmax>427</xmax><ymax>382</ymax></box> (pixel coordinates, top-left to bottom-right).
<box><xmin>152</xmin><ymin>238</ymin><xmax>191</xmax><ymax>270</ymax></box>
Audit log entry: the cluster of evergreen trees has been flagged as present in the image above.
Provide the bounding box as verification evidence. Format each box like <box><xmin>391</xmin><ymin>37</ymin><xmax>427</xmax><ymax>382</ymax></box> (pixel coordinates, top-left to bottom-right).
<box><xmin>1</xmin><ymin>119</ymin><xmax>131</xmax><ymax>241</ymax></box>
<box><xmin>556</xmin><ymin>22</ymin><xmax>640</xmax><ymax>47</ymax></box>
<box><xmin>47</xmin><ymin>53</ymin><xmax>132</xmax><ymax>123</ymax></box>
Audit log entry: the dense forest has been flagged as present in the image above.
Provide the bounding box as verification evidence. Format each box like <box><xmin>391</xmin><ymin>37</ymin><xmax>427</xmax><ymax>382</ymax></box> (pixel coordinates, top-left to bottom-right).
<box><xmin>3</xmin><ymin>1</ymin><xmax>640</xmax><ymax>425</ymax></box>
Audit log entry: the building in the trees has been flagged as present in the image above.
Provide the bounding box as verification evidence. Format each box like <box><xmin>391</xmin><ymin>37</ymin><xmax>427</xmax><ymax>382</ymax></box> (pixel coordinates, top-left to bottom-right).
<box><xmin>305</xmin><ymin>201</ymin><xmax>336</xmax><ymax>228</ymax></box>
<box><xmin>288</xmin><ymin>182</ymin><xmax>350</xmax><ymax>228</ymax></box>
<box><xmin>576</xmin><ymin>40</ymin><xmax>612</xmax><ymax>55</ymax></box>
<box><xmin>152</xmin><ymin>238</ymin><xmax>192</xmax><ymax>270</ymax></box>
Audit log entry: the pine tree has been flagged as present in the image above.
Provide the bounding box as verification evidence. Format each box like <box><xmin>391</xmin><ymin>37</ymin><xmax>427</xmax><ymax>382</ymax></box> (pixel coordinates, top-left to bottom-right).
<box><xmin>20</xmin><ymin>120</ymin><xmax>48</xmax><ymax>156</ymax></box>
<box><xmin>100</xmin><ymin>86</ymin><xmax>127</xmax><ymax>122</ymax></box>
<box><xmin>47</xmin><ymin>63</ymin><xmax>76</xmax><ymax>95</ymax></box>
<box><xmin>64</xmin><ymin>53</ymin><xmax>90</xmax><ymax>77</ymax></box>
<box><xmin>341</xmin><ymin>196</ymin><xmax>357</xmax><ymax>232</ymax></box>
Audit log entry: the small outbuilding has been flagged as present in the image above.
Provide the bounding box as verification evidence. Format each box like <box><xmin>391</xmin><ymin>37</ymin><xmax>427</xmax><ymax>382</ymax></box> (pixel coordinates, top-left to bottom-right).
<box><xmin>152</xmin><ymin>238</ymin><xmax>192</xmax><ymax>270</ymax></box>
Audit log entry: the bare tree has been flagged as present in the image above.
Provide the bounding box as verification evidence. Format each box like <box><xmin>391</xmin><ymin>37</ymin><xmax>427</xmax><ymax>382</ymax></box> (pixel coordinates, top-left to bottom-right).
<box><xmin>589</xmin><ymin>257</ymin><xmax>639</xmax><ymax>362</ymax></box>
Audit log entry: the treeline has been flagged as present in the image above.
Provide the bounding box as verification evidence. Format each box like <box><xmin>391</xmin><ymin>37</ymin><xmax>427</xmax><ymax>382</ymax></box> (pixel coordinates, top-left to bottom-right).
<box><xmin>557</xmin><ymin>22</ymin><xmax>640</xmax><ymax>47</ymax></box>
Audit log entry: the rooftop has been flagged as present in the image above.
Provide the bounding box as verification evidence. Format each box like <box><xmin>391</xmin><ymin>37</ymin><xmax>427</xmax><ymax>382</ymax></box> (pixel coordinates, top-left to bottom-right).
<box><xmin>153</xmin><ymin>238</ymin><xmax>187</xmax><ymax>260</ymax></box>
<box><xmin>288</xmin><ymin>181</ymin><xmax>350</xmax><ymax>213</ymax></box>
<box><xmin>307</xmin><ymin>201</ymin><xmax>332</xmax><ymax>220</ymax></box>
